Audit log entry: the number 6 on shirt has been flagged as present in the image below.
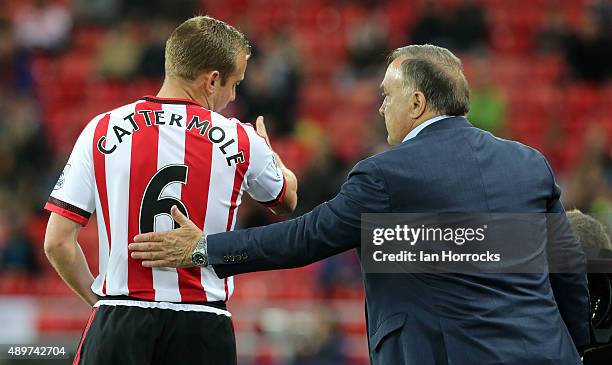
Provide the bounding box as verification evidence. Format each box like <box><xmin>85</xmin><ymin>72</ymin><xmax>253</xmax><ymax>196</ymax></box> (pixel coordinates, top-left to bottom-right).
<box><xmin>140</xmin><ymin>164</ymin><xmax>190</xmax><ymax>233</ymax></box>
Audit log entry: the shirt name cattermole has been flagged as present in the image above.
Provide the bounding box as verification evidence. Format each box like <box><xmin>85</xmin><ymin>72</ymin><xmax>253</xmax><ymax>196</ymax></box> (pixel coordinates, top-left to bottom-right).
<box><xmin>372</xmin><ymin>250</ymin><xmax>501</xmax><ymax>263</ymax></box>
<box><xmin>96</xmin><ymin>111</ymin><xmax>245</xmax><ymax>167</ymax></box>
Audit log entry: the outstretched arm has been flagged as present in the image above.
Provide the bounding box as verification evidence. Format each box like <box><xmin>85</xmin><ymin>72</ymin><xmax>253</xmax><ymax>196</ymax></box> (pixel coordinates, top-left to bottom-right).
<box><xmin>129</xmin><ymin>159</ymin><xmax>390</xmax><ymax>276</ymax></box>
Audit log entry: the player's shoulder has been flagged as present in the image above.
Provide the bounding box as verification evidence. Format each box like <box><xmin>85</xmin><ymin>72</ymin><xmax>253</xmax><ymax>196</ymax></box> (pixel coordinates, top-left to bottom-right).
<box><xmin>209</xmin><ymin>110</ymin><xmax>250</xmax><ymax>129</ymax></box>
<box><xmin>209</xmin><ymin>111</ymin><xmax>267</xmax><ymax>142</ymax></box>
<box><xmin>87</xmin><ymin>100</ymin><xmax>141</xmax><ymax>126</ymax></box>
<box><xmin>75</xmin><ymin>100</ymin><xmax>142</xmax><ymax>143</ymax></box>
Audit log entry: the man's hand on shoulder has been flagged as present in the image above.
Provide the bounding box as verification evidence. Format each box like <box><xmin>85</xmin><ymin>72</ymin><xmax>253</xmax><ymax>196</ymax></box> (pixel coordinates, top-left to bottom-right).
<box><xmin>129</xmin><ymin>206</ymin><xmax>201</xmax><ymax>268</ymax></box>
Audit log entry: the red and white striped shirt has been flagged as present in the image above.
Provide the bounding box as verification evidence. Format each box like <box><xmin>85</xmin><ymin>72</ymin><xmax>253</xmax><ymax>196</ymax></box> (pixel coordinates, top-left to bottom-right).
<box><xmin>45</xmin><ymin>96</ymin><xmax>286</xmax><ymax>309</ymax></box>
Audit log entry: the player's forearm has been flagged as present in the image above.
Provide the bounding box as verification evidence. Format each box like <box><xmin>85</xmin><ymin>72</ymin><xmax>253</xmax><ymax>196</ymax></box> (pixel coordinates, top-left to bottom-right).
<box><xmin>281</xmin><ymin>166</ymin><xmax>298</xmax><ymax>209</ymax></box>
<box><xmin>45</xmin><ymin>240</ymin><xmax>97</xmax><ymax>306</ymax></box>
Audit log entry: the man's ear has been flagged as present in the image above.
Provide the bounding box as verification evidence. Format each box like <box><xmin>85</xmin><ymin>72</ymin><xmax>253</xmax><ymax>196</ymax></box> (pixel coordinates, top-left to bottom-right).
<box><xmin>197</xmin><ymin>70</ymin><xmax>221</xmax><ymax>96</ymax></box>
<box><xmin>409</xmin><ymin>91</ymin><xmax>427</xmax><ymax>119</ymax></box>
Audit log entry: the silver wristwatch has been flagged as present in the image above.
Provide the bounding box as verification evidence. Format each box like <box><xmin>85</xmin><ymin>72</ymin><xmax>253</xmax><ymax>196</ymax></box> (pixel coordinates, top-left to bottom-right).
<box><xmin>191</xmin><ymin>235</ymin><xmax>208</xmax><ymax>267</ymax></box>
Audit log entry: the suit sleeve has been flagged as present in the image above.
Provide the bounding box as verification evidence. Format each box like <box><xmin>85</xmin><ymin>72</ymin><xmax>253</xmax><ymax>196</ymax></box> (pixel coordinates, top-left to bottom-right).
<box><xmin>544</xmin><ymin>161</ymin><xmax>591</xmax><ymax>351</ymax></box>
<box><xmin>207</xmin><ymin>158</ymin><xmax>390</xmax><ymax>278</ymax></box>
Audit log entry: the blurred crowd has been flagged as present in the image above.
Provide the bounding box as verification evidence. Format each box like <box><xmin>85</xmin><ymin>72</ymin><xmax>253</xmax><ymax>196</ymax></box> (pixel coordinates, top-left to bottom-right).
<box><xmin>0</xmin><ymin>0</ymin><xmax>612</xmax><ymax>363</ymax></box>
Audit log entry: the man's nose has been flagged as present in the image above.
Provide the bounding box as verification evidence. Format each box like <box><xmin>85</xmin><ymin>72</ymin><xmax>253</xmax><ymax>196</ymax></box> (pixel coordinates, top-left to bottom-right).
<box><xmin>379</xmin><ymin>104</ymin><xmax>385</xmax><ymax>117</ymax></box>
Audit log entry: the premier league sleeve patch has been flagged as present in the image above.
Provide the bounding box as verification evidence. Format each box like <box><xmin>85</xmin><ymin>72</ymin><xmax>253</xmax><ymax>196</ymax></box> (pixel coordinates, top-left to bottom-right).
<box><xmin>54</xmin><ymin>164</ymin><xmax>71</xmax><ymax>190</ymax></box>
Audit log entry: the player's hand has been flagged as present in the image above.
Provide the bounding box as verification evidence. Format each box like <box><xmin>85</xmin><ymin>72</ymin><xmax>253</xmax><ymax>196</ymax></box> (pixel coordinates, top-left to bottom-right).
<box><xmin>129</xmin><ymin>206</ymin><xmax>201</xmax><ymax>268</ymax></box>
<box><xmin>85</xmin><ymin>288</ymin><xmax>98</xmax><ymax>307</ymax></box>
<box><xmin>255</xmin><ymin>116</ymin><xmax>272</xmax><ymax>148</ymax></box>
<box><xmin>255</xmin><ymin>115</ymin><xmax>287</xmax><ymax>169</ymax></box>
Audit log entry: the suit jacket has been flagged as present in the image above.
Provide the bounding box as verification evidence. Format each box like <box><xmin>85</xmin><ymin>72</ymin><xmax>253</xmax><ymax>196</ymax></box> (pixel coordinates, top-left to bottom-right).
<box><xmin>207</xmin><ymin>116</ymin><xmax>590</xmax><ymax>365</ymax></box>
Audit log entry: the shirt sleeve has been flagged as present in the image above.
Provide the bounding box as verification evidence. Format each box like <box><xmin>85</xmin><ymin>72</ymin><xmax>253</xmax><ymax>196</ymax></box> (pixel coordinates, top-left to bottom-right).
<box><xmin>242</xmin><ymin>124</ymin><xmax>286</xmax><ymax>207</ymax></box>
<box><xmin>44</xmin><ymin>119</ymin><xmax>98</xmax><ymax>226</ymax></box>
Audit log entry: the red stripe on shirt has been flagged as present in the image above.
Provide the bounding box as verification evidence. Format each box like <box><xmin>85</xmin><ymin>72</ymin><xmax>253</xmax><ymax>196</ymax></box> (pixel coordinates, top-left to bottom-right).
<box><xmin>241</xmin><ymin>121</ymin><xmax>271</xmax><ymax>148</ymax></box>
<box><xmin>224</xmin><ymin>123</ymin><xmax>251</xmax><ymax>301</ymax></box>
<box><xmin>176</xmin><ymin>105</ymin><xmax>213</xmax><ymax>302</ymax></box>
<box><xmin>226</xmin><ymin>123</ymin><xmax>251</xmax><ymax>231</ymax></box>
<box><xmin>92</xmin><ymin>114</ymin><xmax>112</xmax><ymax>294</ymax></box>
<box><xmin>72</xmin><ymin>307</ymin><xmax>99</xmax><ymax>365</ymax></box>
<box><xmin>126</xmin><ymin>101</ymin><xmax>160</xmax><ymax>300</ymax></box>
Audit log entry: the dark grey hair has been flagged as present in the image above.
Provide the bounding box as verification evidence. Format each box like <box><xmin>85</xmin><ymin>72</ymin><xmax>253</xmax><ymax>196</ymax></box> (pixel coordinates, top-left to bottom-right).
<box><xmin>567</xmin><ymin>209</ymin><xmax>612</xmax><ymax>250</ymax></box>
<box><xmin>388</xmin><ymin>44</ymin><xmax>470</xmax><ymax>116</ymax></box>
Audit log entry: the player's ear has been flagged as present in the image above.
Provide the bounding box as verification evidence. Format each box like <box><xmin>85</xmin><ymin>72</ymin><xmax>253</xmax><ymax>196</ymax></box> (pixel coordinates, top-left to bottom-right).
<box><xmin>196</xmin><ymin>71</ymin><xmax>220</xmax><ymax>96</ymax></box>
<box><xmin>208</xmin><ymin>71</ymin><xmax>220</xmax><ymax>93</ymax></box>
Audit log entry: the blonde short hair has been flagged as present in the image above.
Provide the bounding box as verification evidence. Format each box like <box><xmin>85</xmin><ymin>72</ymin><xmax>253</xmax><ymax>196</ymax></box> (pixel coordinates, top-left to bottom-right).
<box><xmin>165</xmin><ymin>16</ymin><xmax>250</xmax><ymax>85</ymax></box>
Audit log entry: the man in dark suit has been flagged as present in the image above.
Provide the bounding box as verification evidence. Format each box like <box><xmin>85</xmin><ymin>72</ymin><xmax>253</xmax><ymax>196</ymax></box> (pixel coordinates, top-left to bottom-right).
<box><xmin>129</xmin><ymin>45</ymin><xmax>590</xmax><ymax>365</ymax></box>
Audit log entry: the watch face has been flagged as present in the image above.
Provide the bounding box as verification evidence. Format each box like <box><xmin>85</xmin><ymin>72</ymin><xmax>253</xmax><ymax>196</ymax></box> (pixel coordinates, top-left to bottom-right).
<box><xmin>192</xmin><ymin>252</ymin><xmax>206</xmax><ymax>266</ymax></box>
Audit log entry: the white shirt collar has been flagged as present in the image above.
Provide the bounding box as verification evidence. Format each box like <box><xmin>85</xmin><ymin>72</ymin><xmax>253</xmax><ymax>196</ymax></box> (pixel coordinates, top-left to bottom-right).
<box><xmin>401</xmin><ymin>115</ymin><xmax>451</xmax><ymax>143</ymax></box>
